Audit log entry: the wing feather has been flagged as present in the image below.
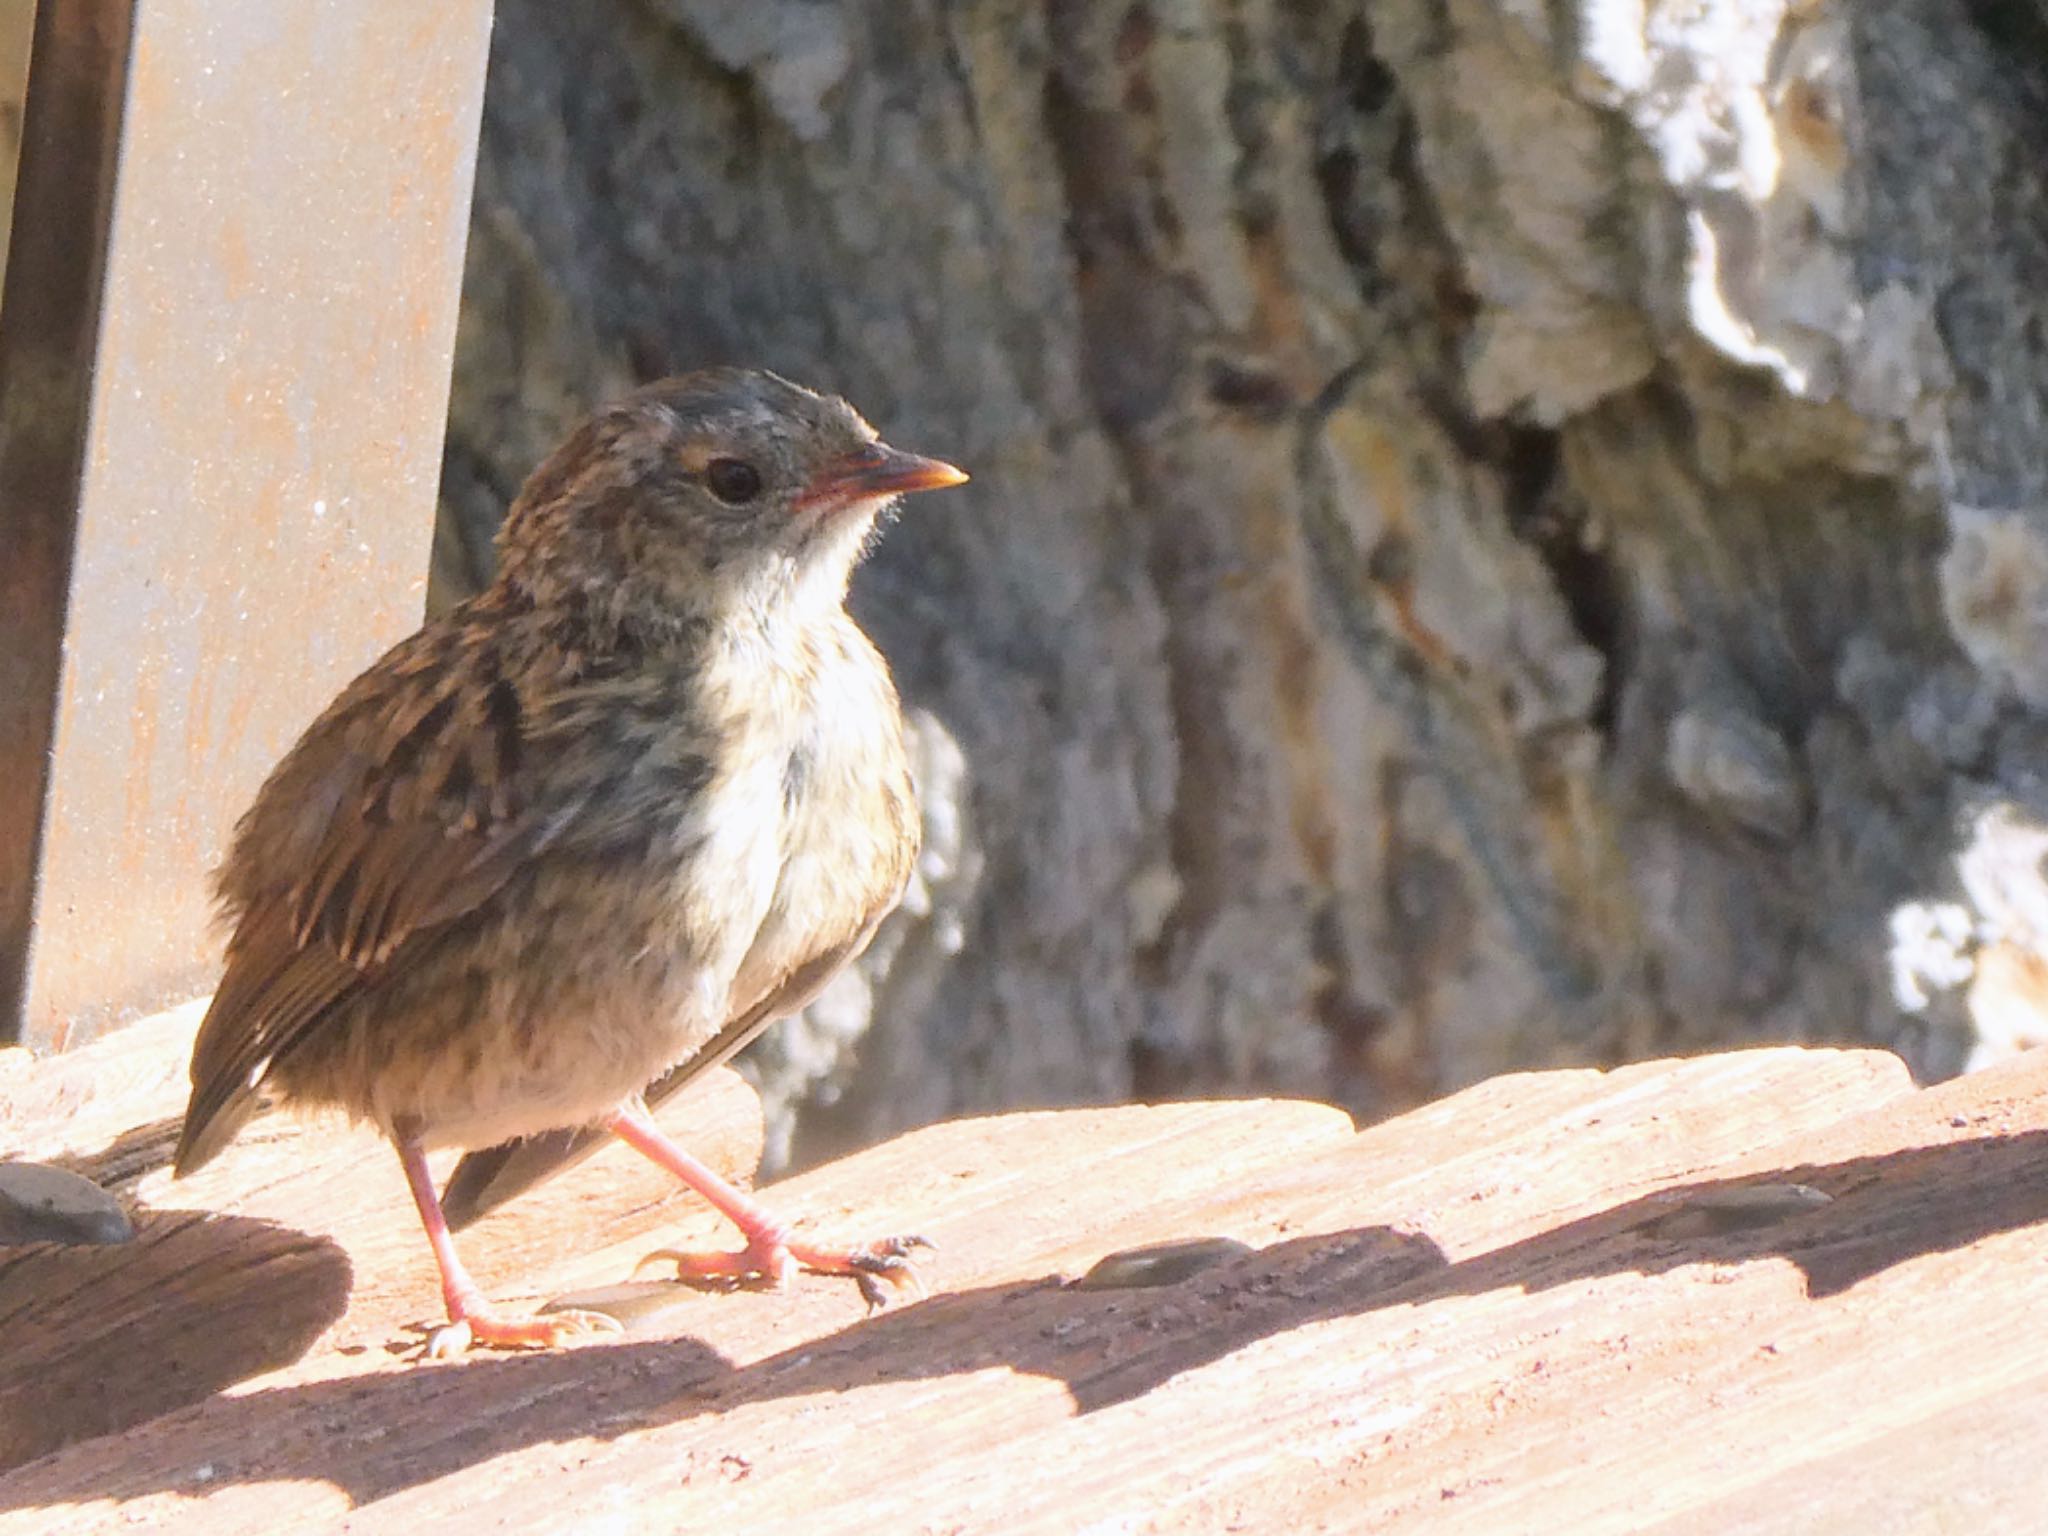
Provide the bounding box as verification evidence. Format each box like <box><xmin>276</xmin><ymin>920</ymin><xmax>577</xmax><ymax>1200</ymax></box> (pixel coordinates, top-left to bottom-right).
<box><xmin>174</xmin><ymin>635</ymin><xmax>565</xmax><ymax>1176</ymax></box>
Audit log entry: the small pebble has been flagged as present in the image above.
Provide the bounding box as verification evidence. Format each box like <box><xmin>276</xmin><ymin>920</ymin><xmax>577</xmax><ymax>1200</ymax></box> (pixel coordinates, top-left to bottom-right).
<box><xmin>0</xmin><ymin>1162</ymin><xmax>135</xmax><ymax>1246</ymax></box>
<box><xmin>1073</xmin><ymin>1236</ymin><xmax>1256</xmax><ymax>1290</ymax></box>
<box><xmin>1638</xmin><ymin>1182</ymin><xmax>1832</xmax><ymax>1240</ymax></box>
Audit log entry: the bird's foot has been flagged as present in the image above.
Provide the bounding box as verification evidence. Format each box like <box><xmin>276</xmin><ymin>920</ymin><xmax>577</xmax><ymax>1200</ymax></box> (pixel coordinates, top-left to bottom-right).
<box><xmin>636</xmin><ymin>1231</ymin><xmax>932</xmax><ymax>1310</ymax></box>
<box><xmin>421</xmin><ymin>1304</ymin><xmax>623</xmax><ymax>1359</ymax></box>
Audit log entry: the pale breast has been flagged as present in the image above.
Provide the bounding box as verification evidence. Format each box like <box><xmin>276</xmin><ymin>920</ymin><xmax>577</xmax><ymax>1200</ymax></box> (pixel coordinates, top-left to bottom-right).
<box><xmin>728</xmin><ymin>616</ymin><xmax>919</xmax><ymax>1015</ymax></box>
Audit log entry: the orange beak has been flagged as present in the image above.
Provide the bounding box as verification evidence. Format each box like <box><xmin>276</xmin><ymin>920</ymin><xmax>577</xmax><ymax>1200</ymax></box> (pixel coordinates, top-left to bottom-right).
<box><xmin>794</xmin><ymin>442</ymin><xmax>968</xmax><ymax>512</ymax></box>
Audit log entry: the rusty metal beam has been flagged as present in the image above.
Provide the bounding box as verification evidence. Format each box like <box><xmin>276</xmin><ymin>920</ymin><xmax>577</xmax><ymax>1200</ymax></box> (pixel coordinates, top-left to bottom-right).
<box><xmin>0</xmin><ymin>0</ymin><xmax>495</xmax><ymax>1049</ymax></box>
<box><xmin>0</xmin><ymin>0</ymin><xmax>137</xmax><ymax>1051</ymax></box>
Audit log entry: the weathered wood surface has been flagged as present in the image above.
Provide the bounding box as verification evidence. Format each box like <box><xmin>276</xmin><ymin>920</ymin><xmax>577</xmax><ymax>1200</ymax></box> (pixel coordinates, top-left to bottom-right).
<box><xmin>7</xmin><ymin>1010</ymin><xmax>2048</xmax><ymax>1532</ymax></box>
<box><xmin>0</xmin><ymin>1002</ymin><xmax>765</xmax><ymax>1470</ymax></box>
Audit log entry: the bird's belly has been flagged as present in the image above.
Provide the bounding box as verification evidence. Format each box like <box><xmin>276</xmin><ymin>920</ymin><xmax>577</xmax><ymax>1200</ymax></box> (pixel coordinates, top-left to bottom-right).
<box><xmin>274</xmin><ymin>889</ymin><xmax>733</xmax><ymax>1151</ymax></box>
<box><xmin>393</xmin><ymin>973</ymin><xmax>713</xmax><ymax>1150</ymax></box>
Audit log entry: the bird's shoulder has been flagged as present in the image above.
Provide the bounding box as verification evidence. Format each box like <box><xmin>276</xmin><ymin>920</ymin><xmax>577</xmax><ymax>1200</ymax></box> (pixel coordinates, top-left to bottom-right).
<box><xmin>179</xmin><ymin>591</ymin><xmax>723</xmax><ymax>1173</ymax></box>
<box><xmin>220</xmin><ymin>592</ymin><xmax>721</xmax><ymax>917</ymax></box>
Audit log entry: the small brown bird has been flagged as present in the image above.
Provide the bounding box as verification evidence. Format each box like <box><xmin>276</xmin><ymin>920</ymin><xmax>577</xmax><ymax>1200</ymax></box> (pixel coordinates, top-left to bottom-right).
<box><xmin>174</xmin><ymin>368</ymin><xmax>966</xmax><ymax>1355</ymax></box>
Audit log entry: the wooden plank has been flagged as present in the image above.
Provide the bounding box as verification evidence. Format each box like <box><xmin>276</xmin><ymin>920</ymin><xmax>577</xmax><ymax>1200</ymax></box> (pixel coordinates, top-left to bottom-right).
<box><xmin>0</xmin><ymin>1002</ymin><xmax>768</xmax><ymax>1472</ymax></box>
<box><xmin>18</xmin><ymin>1033</ymin><xmax>2037</xmax><ymax>1532</ymax></box>
<box><xmin>1643</xmin><ymin>1377</ymin><xmax>2048</xmax><ymax>1535</ymax></box>
<box><xmin>7</xmin><ymin>1028</ymin><xmax>2048</xmax><ymax>1533</ymax></box>
<box><xmin>1</xmin><ymin>1088</ymin><xmax>1365</xmax><ymax>1531</ymax></box>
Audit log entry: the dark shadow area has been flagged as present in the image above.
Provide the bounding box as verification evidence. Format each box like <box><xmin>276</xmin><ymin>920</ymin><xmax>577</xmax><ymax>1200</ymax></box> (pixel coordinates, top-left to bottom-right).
<box><xmin>44</xmin><ymin>1112</ymin><xmax>184</xmax><ymax>1192</ymax></box>
<box><xmin>0</xmin><ymin>1208</ymin><xmax>351</xmax><ymax>1473</ymax></box>
<box><xmin>6</xmin><ymin>1129</ymin><xmax>2047</xmax><ymax>1510</ymax></box>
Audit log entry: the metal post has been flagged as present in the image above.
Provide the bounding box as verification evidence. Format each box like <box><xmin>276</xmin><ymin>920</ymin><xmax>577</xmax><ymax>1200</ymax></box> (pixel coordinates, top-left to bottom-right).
<box><xmin>0</xmin><ymin>0</ymin><xmax>495</xmax><ymax>1049</ymax></box>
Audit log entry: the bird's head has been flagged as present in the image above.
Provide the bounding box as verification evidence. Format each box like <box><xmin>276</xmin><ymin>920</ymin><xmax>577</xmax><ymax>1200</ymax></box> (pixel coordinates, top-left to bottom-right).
<box><xmin>493</xmin><ymin>368</ymin><xmax>966</xmax><ymax>632</ymax></box>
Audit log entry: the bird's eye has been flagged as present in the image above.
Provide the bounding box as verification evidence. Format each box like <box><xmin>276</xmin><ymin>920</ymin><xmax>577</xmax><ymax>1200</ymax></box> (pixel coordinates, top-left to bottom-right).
<box><xmin>704</xmin><ymin>457</ymin><xmax>763</xmax><ymax>505</ymax></box>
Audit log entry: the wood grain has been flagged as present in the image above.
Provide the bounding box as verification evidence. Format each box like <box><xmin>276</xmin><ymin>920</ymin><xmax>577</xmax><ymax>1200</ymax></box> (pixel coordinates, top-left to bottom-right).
<box><xmin>6</xmin><ymin>1020</ymin><xmax>2048</xmax><ymax>1533</ymax></box>
<box><xmin>0</xmin><ymin>999</ymin><xmax>764</xmax><ymax>1471</ymax></box>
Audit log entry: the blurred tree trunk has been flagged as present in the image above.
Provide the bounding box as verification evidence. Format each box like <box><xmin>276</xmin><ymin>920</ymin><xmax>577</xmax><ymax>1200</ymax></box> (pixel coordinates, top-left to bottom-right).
<box><xmin>437</xmin><ymin>0</ymin><xmax>2048</xmax><ymax>1166</ymax></box>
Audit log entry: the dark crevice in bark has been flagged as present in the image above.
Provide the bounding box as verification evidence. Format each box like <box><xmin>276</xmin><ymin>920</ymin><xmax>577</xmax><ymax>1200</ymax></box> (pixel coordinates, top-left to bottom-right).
<box><xmin>1310</xmin><ymin>15</ymin><xmax>1404</xmax><ymax>300</ymax></box>
<box><xmin>1307</xmin><ymin>896</ymin><xmax>1398</xmax><ymax>1110</ymax></box>
<box><xmin>1044</xmin><ymin>2</ymin><xmax>1229</xmax><ymax>1003</ymax></box>
<box><xmin>1310</xmin><ymin>4</ymin><xmax>1478</xmax><ymax>360</ymax></box>
<box><xmin>1126</xmin><ymin>1027</ymin><xmax>1236</xmax><ymax>1099</ymax></box>
<box><xmin>1498</xmin><ymin>424</ymin><xmax>1626</xmax><ymax>741</ymax></box>
<box><xmin>1959</xmin><ymin>0</ymin><xmax>2048</xmax><ymax>109</ymax></box>
<box><xmin>1294</xmin><ymin>371</ymin><xmax>1606</xmax><ymax>1010</ymax></box>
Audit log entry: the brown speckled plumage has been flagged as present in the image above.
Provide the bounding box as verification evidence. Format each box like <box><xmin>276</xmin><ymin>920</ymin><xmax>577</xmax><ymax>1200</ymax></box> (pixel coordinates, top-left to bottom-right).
<box><xmin>174</xmin><ymin>369</ymin><xmax>963</xmax><ymax>1352</ymax></box>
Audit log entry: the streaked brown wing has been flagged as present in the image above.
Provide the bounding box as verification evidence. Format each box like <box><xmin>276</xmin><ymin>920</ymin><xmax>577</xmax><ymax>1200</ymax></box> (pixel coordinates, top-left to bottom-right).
<box><xmin>438</xmin><ymin>927</ymin><xmax>873</xmax><ymax>1231</ymax></box>
<box><xmin>175</xmin><ymin>647</ymin><xmax>573</xmax><ymax>1176</ymax></box>
<box><xmin>174</xmin><ymin>904</ymin><xmax>368</xmax><ymax>1173</ymax></box>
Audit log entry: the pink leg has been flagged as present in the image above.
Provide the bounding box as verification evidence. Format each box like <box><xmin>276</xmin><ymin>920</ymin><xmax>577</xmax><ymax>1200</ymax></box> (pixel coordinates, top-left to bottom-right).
<box><xmin>606</xmin><ymin>1101</ymin><xmax>929</xmax><ymax>1308</ymax></box>
<box><xmin>396</xmin><ymin>1134</ymin><xmax>619</xmax><ymax>1356</ymax></box>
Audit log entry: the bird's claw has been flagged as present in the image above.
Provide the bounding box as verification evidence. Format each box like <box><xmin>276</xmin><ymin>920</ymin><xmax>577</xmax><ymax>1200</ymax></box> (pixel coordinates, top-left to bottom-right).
<box><xmin>844</xmin><ymin>1236</ymin><xmax>934</xmax><ymax>1309</ymax></box>
<box><xmin>634</xmin><ymin>1231</ymin><xmax>933</xmax><ymax>1309</ymax></box>
<box><xmin>419</xmin><ymin>1305</ymin><xmax>623</xmax><ymax>1359</ymax></box>
<box><xmin>631</xmin><ymin>1245</ymin><xmax>777</xmax><ymax>1286</ymax></box>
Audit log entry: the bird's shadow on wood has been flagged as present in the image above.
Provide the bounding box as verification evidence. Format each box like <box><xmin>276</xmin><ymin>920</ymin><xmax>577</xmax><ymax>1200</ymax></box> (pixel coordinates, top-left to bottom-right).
<box><xmin>2</xmin><ymin>1110</ymin><xmax>359</xmax><ymax>1475</ymax></box>
<box><xmin>44</xmin><ymin>1114</ymin><xmax>186</xmax><ymax>1190</ymax></box>
<box><xmin>4</xmin><ymin>1130</ymin><xmax>2046</xmax><ymax>1512</ymax></box>
<box><xmin>0</xmin><ymin>1207</ymin><xmax>352</xmax><ymax>1474</ymax></box>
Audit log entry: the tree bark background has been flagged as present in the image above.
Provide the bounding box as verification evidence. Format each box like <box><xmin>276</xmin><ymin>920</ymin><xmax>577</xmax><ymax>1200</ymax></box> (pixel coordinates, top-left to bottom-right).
<box><xmin>435</xmin><ymin>0</ymin><xmax>2048</xmax><ymax>1169</ymax></box>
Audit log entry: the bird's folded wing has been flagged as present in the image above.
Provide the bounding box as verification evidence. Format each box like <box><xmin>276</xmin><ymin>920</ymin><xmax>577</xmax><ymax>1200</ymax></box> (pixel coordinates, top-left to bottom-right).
<box><xmin>176</xmin><ymin>651</ymin><xmax>574</xmax><ymax>1176</ymax></box>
